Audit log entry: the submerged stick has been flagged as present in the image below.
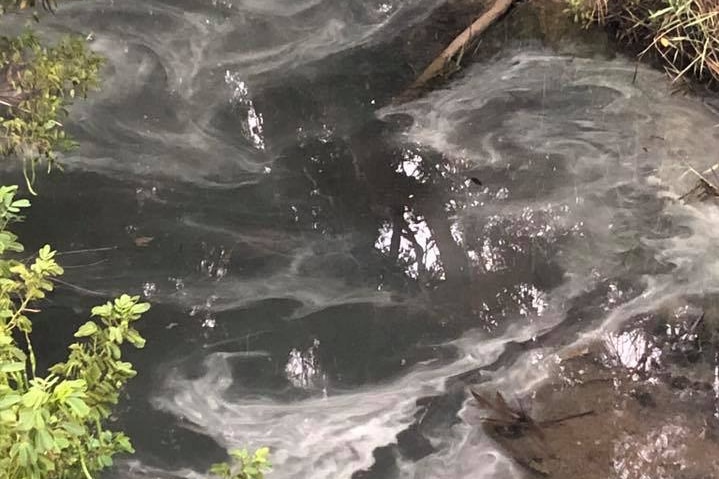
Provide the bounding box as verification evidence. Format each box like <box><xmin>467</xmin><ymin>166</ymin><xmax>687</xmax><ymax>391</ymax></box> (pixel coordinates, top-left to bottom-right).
<box><xmin>678</xmin><ymin>161</ymin><xmax>719</xmax><ymax>201</ymax></box>
<box><xmin>55</xmin><ymin>246</ymin><xmax>118</xmax><ymax>256</ymax></box>
<box><xmin>51</xmin><ymin>277</ymin><xmax>108</xmax><ymax>297</ymax></box>
<box><xmin>538</xmin><ymin>410</ymin><xmax>595</xmax><ymax>427</ymax></box>
<box><xmin>399</xmin><ymin>0</ymin><xmax>514</xmax><ymax>100</ymax></box>
<box><xmin>472</xmin><ymin>388</ymin><xmax>594</xmax><ymax>430</ymax></box>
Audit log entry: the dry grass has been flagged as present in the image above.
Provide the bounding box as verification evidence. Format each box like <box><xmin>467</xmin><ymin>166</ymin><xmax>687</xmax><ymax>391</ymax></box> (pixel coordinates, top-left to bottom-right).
<box><xmin>568</xmin><ymin>0</ymin><xmax>719</xmax><ymax>84</ymax></box>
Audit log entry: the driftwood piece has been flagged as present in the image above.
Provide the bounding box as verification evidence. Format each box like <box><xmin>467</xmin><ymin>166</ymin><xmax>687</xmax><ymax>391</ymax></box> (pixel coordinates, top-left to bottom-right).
<box><xmin>470</xmin><ymin>388</ymin><xmax>595</xmax><ymax>477</ymax></box>
<box><xmin>679</xmin><ymin>164</ymin><xmax>719</xmax><ymax>202</ymax></box>
<box><xmin>471</xmin><ymin>388</ymin><xmax>595</xmax><ymax>431</ymax></box>
<box><xmin>398</xmin><ymin>0</ymin><xmax>514</xmax><ymax>101</ymax></box>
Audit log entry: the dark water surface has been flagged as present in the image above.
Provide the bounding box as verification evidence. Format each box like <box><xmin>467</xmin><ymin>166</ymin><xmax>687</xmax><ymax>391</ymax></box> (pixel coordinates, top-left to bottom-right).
<box><xmin>4</xmin><ymin>1</ymin><xmax>719</xmax><ymax>478</ymax></box>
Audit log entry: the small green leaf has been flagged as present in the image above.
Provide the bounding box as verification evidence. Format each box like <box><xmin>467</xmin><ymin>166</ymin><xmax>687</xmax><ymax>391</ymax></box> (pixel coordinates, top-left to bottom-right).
<box><xmin>74</xmin><ymin>321</ymin><xmax>98</xmax><ymax>337</ymax></box>
<box><xmin>10</xmin><ymin>199</ymin><xmax>30</xmax><ymax>208</ymax></box>
<box><xmin>107</xmin><ymin>341</ymin><xmax>121</xmax><ymax>359</ymax></box>
<box><xmin>210</xmin><ymin>463</ymin><xmax>231</xmax><ymax>477</ymax></box>
<box><xmin>17</xmin><ymin>410</ymin><xmax>35</xmax><ymax>431</ymax></box>
<box><xmin>130</xmin><ymin>302</ymin><xmax>150</xmax><ymax>314</ymax></box>
<box><xmin>255</xmin><ymin>447</ymin><xmax>270</xmax><ymax>460</ymax></box>
<box><xmin>0</xmin><ymin>393</ymin><xmax>22</xmax><ymax>409</ymax></box>
<box><xmin>16</xmin><ymin>441</ymin><xmax>32</xmax><ymax>467</ymax></box>
<box><xmin>22</xmin><ymin>387</ymin><xmax>47</xmax><ymax>409</ymax></box>
<box><xmin>34</xmin><ymin>427</ymin><xmax>55</xmax><ymax>453</ymax></box>
<box><xmin>65</xmin><ymin>397</ymin><xmax>90</xmax><ymax>418</ymax></box>
<box><xmin>91</xmin><ymin>303</ymin><xmax>112</xmax><ymax>318</ymax></box>
<box><xmin>0</xmin><ymin>409</ymin><xmax>16</xmax><ymax>424</ymax></box>
<box><xmin>60</xmin><ymin>421</ymin><xmax>84</xmax><ymax>436</ymax></box>
<box><xmin>108</xmin><ymin>326</ymin><xmax>123</xmax><ymax>344</ymax></box>
<box><xmin>126</xmin><ymin>329</ymin><xmax>146</xmax><ymax>348</ymax></box>
<box><xmin>114</xmin><ymin>433</ymin><xmax>134</xmax><ymax>453</ymax></box>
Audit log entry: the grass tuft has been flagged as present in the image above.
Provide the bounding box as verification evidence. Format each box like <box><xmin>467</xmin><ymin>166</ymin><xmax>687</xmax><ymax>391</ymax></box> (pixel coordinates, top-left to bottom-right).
<box><xmin>567</xmin><ymin>0</ymin><xmax>719</xmax><ymax>85</ymax></box>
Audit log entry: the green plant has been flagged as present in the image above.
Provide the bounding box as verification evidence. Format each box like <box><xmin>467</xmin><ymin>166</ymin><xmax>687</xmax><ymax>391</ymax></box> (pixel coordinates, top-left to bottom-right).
<box><xmin>0</xmin><ymin>31</ymin><xmax>103</xmax><ymax>192</ymax></box>
<box><xmin>209</xmin><ymin>447</ymin><xmax>272</xmax><ymax>479</ymax></box>
<box><xmin>0</xmin><ymin>0</ymin><xmax>102</xmax><ymax>193</ymax></box>
<box><xmin>0</xmin><ymin>184</ymin><xmax>148</xmax><ymax>479</ymax></box>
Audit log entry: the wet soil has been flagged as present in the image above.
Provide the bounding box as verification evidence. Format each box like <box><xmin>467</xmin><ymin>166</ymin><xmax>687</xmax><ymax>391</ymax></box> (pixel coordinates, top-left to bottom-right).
<box><xmin>474</xmin><ymin>306</ymin><xmax>719</xmax><ymax>478</ymax></box>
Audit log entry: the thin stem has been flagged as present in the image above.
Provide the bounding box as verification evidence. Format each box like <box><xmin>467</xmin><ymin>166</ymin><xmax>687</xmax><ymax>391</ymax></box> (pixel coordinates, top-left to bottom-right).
<box><xmin>79</xmin><ymin>452</ymin><xmax>94</xmax><ymax>479</ymax></box>
<box><xmin>9</xmin><ymin>295</ymin><xmax>31</xmax><ymax>330</ymax></box>
<box><xmin>23</xmin><ymin>330</ymin><xmax>36</xmax><ymax>379</ymax></box>
<box><xmin>22</xmin><ymin>158</ymin><xmax>37</xmax><ymax>196</ymax></box>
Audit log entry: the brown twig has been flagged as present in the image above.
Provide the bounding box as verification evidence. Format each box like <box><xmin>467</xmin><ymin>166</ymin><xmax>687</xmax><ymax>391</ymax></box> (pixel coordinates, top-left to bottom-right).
<box><xmin>398</xmin><ymin>0</ymin><xmax>514</xmax><ymax>101</ymax></box>
<box><xmin>472</xmin><ymin>388</ymin><xmax>595</xmax><ymax>431</ymax></box>
<box><xmin>471</xmin><ymin>388</ymin><xmax>546</xmax><ymax>439</ymax></box>
<box><xmin>538</xmin><ymin>410</ymin><xmax>595</xmax><ymax>427</ymax></box>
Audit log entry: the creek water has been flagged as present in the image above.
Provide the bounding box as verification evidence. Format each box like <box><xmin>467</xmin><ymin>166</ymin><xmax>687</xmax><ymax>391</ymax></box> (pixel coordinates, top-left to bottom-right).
<box><xmin>5</xmin><ymin>0</ymin><xmax>719</xmax><ymax>478</ymax></box>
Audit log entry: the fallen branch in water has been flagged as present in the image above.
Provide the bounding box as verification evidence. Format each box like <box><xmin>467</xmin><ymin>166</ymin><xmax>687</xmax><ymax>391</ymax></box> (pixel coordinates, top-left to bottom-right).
<box><xmin>471</xmin><ymin>389</ymin><xmax>545</xmax><ymax>438</ymax></box>
<box><xmin>678</xmin><ymin>162</ymin><xmax>719</xmax><ymax>202</ymax></box>
<box><xmin>471</xmin><ymin>388</ymin><xmax>595</xmax><ymax>477</ymax></box>
<box><xmin>471</xmin><ymin>388</ymin><xmax>595</xmax><ymax>429</ymax></box>
<box><xmin>398</xmin><ymin>0</ymin><xmax>514</xmax><ymax>101</ymax></box>
<box><xmin>51</xmin><ymin>277</ymin><xmax>109</xmax><ymax>297</ymax></box>
<box><xmin>537</xmin><ymin>410</ymin><xmax>595</xmax><ymax>427</ymax></box>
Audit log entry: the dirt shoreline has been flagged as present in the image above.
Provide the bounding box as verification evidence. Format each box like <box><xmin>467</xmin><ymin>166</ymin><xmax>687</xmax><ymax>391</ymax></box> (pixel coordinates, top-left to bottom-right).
<box><xmin>472</xmin><ymin>307</ymin><xmax>719</xmax><ymax>478</ymax></box>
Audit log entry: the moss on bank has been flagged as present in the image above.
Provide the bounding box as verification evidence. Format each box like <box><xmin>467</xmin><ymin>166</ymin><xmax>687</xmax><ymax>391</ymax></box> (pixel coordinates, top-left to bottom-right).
<box><xmin>567</xmin><ymin>0</ymin><xmax>719</xmax><ymax>85</ymax></box>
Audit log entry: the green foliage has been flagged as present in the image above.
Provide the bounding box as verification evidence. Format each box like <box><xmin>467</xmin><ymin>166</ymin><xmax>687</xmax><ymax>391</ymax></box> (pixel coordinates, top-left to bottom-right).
<box><xmin>0</xmin><ymin>31</ymin><xmax>103</xmax><ymax>191</ymax></box>
<box><xmin>210</xmin><ymin>447</ymin><xmax>272</xmax><ymax>479</ymax></box>
<box><xmin>0</xmin><ymin>185</ymin><xmax>149</xmax><ymax>479</ymax></box>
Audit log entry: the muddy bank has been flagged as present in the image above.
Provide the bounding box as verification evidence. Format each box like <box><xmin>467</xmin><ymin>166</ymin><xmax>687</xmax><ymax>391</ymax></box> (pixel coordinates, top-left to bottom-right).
<box><xmin>471</xmin><ymin>300</ymin><xmax>719</xmax><ymax>478</ymax></box>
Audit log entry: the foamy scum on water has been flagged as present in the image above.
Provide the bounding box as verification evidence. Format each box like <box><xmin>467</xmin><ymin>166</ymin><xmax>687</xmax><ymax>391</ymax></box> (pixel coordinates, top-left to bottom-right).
<box><xmin>11</xmin><ymin>0</ymin><xmax>719</xmax><ymax>474</ymax></box>
<box><xmin>9</xmin><ymin>0</ymin><xmax>442</xmax><ymax>184</ymax></box>
<box><xmin>108</xmin><ymin>54</ymin><xmax>719</xmax><ymax>479</ymax></box>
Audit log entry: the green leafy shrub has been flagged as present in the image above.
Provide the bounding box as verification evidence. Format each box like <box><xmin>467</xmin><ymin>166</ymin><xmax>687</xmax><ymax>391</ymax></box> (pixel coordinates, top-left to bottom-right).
<box><xmin>210</xmin><ymin>447</ymin><xmax>272</xmax><ymax>479</ymax></box>
<box><xmin>0</xmin><ymin>32</ymin><xmax>103</xmax><ymax>191</ymax></box>
<box><xmin>0</xmin><ymin>1</ymin><xmax>103</xmax><ymax>191</ymax></box>
<box><xmin>0</xmin><ymin>184</ymin><xmax>148</xmax><ymax>479</ymax></box>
